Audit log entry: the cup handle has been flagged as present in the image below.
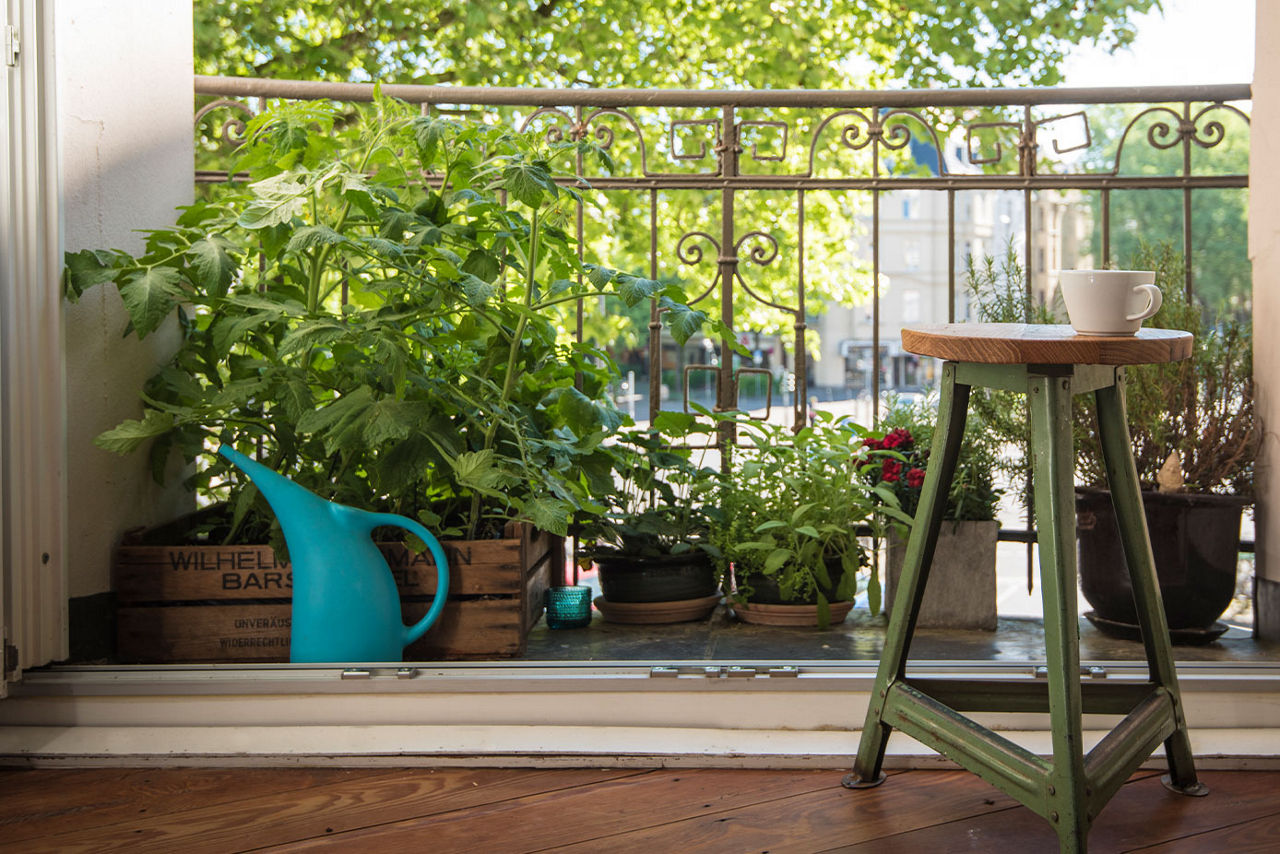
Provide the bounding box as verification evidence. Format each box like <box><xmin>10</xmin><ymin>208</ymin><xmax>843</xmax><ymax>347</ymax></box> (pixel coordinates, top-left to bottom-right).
<box><xmin>1126</xmin><ymin>283</ymin><xmax>1163</xmax><ymax>322</ymax></box>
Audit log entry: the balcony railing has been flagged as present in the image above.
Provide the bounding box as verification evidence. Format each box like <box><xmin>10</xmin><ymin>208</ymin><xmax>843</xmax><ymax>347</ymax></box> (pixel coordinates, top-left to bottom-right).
<box><xmin>193</xmin><ymin>76</ymin><xmax>1249</xmax><ymax>421</ymax></box>
<box><xmin>191</xmin><ymin>77</ymin><xmax>1253</xmax><ymax>565</ymax></box>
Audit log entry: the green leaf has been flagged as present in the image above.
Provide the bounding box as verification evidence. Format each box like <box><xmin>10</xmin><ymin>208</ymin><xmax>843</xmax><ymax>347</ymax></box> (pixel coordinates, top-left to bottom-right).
<box><xmin>93</xmin><ymin>408</ymin><xmax>173</xmax><ymax>454</ymax></box>
<box><xmin>361</xmin><ymin>398</ymin><xmax>420</xmax><ymax>446</ymax></box>
<box><xmin>460</xmin><ymin>273</ymin><xmax>499</xmax><ymax>307</ymax></box>
<box><xmin>187</xmin><ymin>236</ymin><xmax>238</xmax><ymax>296</ymax></box>
<box><xmin>448</xmin><ymin>449</ymin><xmax>507</xmax><ymax>493</ymax></box>
<box><xmin>753</xmin><ymin>520</ymin><xmax>788</xmax><ymax>533</ymax></box>
<box><xmin>659</xmin><ymin>296</ymin><xmax>709</xmax><ymax>346</ymax></box>
<box><xmin>287</xmin><ymin>225</ymin><xmax>346</xmax><ymax>252</ymax></box>
<box><xmin>63</xmin><ymin>248</ymin><xmax>127</xmax><ymax>298</ymax></box>
<box><xmin>551</xmin><ymin>386</ymin><xmax>599</xmax><ymax>432</ymax></box>
<box><xmin>652</xmin><ymin>410</ymin><xmax>696</xmax><ymax>436</ymax></box>
<box><xmin>296</xmin><ymin>386</ymin><xmax>375</xmax><ymax>453</ymax></box>
<box><xmin>866</xmin><ymin>568</ymin><xmax>882</xmax><ymax>616</ymax></box>
<box><xmin>501</xmin><ymin>160</ymin><xmax>556</xmax><ymax>208</ymax></box>
<box><xmin>238</xmin><ymin>171</ymin><xmax>312</xmax><ymax>229</ymax></box>
<box><xmin>523</xmin><ymin>495</ymin><xmax>571</xmax><ymax>537</ymax></box>
<box><xmin>211</xmin><ymin>311</ymin><xmax>276</xmax><ymax>356</ymax></box>
<box><xmin>585</xmin><ymin>264</ymin><xmax>615</xmax><ymax>290</ymax></box>
<box><xmin>614</xmin><ymin>273</ymin><xmax>664</xmax><ymax>307</ymax></box>
<box><xmin>790</xmin><ymin>503</ymin><xmax>815</xmax><ymax>526</ymax></box>
<box><xmin>279</xmin><ymin>318</ymin><xmax>349</xmax><ymax>355</ymax></box>
<box><xmin>410</xmin><ymin>115</ymin><xmax>456</xmax><ymax>165</ymax></box>
<box><xmin>118</xmin><ymin>266</ymin><xmax>186</xmax><ymax>338</ymax></box>
<box><xmin>795</xmin><ymin>525</ymin><xmax>821</xmax><ymax>538</ymax></box>
<box><xmin>763</xmin><ymin>548</ymin><xmax>792</xmax><ymax>573</ymax></box>
<box><xmin>460</xmin><ymin>248</ymin><xmax>501</xmax><ymax>282</ymax></box>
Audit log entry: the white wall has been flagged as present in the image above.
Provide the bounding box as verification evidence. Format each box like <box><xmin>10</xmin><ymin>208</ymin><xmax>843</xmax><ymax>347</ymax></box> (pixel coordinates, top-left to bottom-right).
<box><xmin>1251</xmin><ymin>2</ymin><xmax>1279</xmax><ymax>635</ymax></box>
<box><xmin>57</xmin><ymin>1</ymin><xmax>194</xmax><ymax>598</ymax></box>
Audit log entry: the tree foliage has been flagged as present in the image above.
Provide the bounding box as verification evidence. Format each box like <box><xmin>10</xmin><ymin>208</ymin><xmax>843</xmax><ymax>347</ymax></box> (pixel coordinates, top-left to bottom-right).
<box><xmin>195</xmin><ymin>1</ymin><xmax>1159</xmax><ymax>90</ymax></box>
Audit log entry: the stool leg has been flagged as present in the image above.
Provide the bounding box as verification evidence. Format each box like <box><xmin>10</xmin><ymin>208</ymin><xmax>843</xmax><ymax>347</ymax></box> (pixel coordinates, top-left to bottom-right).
<box><xmin>1029</xmin><ymin>375</ymin><xmax>1089</xmax><ymax>851</ymax></box>
<box><xmin>845</xmin><ymin>362</ymin><xmax>970</xmax><ymax>789</ymax></box>
<box><xmin>1094</xmin><ymin>376</ymin><xmax>1207</xmax><ymax>797</ymax></box>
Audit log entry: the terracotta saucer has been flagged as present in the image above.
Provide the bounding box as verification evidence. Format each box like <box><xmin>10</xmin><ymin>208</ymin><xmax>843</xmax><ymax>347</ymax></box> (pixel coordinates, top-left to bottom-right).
<box><xmin>732</xmin><ymin>600</ymin><xmax>855</xmax><ymax>627</ymax></box>
<box><xmin>594</xmin><ymin>594</ymin><xmax>722</xmax><ymax>624</ymax></box>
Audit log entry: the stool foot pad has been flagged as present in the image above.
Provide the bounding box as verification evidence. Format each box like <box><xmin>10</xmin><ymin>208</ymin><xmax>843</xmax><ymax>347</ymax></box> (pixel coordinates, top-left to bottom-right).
<box><xmin>842</xmin><ymin>771</ymin><xmax>887</xmax><ymax>789</ymax></box>
<box><xmin>1161</xmin><ymin>774</ymin><xmax>1210</xmax><ymax>797</ymax></box>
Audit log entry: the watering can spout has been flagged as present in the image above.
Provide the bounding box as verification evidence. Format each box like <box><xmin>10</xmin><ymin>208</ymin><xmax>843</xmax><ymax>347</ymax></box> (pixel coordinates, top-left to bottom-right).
<box><xmin>217</xmin><ymin>443</ymin><xmax>449</xmax><ymax>662</ymax></box>
<box><xmin>217</xmin><ymin>444</ymin><xmax>332</xmax><ymax>531</ymax></box>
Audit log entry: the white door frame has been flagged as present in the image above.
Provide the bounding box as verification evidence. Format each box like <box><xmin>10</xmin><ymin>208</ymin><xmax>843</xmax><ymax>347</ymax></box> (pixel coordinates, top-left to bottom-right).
<box><xmin>0</xmin><ymin>0</ymin><xmax>67</xmax><ymax>694</ymax></box>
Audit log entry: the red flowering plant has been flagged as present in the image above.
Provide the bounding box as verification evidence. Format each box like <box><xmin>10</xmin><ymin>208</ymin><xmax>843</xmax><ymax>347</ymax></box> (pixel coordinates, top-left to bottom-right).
<box><xmin>864</xmin><ymin>398</ymin><xmax>1002</xmax><ymax>524</ymax></box>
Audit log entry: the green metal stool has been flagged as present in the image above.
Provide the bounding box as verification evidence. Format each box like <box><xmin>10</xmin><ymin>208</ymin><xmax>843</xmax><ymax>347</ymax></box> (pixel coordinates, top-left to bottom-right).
<box><xmin>845</xmin><ymin>323</ymin><xmax>1207</xmax><ymax>853</ymax></box>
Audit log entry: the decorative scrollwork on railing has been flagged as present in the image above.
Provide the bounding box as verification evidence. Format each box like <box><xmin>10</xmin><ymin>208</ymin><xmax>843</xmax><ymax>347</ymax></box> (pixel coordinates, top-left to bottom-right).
<box><xmin>670</xmin><ymin>119</ymin><xmax>719</xmax><ymax>162</ymax></box>
<box><xmin>1187</xmin><ymin>103</ymin><xmax>1250</xmax><ymax>149</ymax></box>
<box><xmin>734</xmin><ymin>230</ymin><xmax>779</xmax><ymax>267</ymax></box>
<box><xmin>1111</xmin><ymin>103</ymin><xmax>1250</xmax><ymax>173</ymax></box>
<box><xmin>520</xmin><ymin>107</ymin><xmax>578</xmax><ymax>144</ymax></box>
<box><xmin>805</xmin><ymin>108</ymin><xmax>945</xmax><ymax>177</ymax></box>
<box><xmin>194</xmin><ymin>98</ymin><xmax>257</xmax><ymax>149</ymax></box>
<box><xmin>1035</xmin><ymin>111</ymin><xmax>1092</xmax><ymax>156</ymax></box>
<box><xmin>732</xmin><ymin>231</ymin><xmax>795</xmax><ymax>313</ymax></box>
<box><xmin>674</xmin><ymin>231</ymin><xmax>722</xmax><ymax>304</ymax></box>
<box><xmin>966</xmin><ymin>120</ymin><xmax>1022</xmax><ymax>168</ymax></box>
<box><xmin>739</xmin><ymin>120</ymin><xmax>788</xmax><ymax>162</ymax></box>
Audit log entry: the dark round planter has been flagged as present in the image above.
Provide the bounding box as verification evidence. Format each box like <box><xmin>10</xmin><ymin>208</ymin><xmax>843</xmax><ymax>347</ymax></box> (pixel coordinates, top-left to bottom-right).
<box><xmin>738</xmin><ymin>556</ymin><xmax>848</xmax><ymax>606</ymax></box>
<box><xmin>594</xmin><ymin>550</ymin><xmax>718</xmax><ymax>603</ymax></box>
<box><xmin>1076</xmin><ymin>488</ymin><xmax>1248</xmax><ymax>631</ymax></box>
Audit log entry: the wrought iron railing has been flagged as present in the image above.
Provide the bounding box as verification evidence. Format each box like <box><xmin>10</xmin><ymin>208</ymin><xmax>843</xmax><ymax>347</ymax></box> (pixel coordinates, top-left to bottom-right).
<box><xmin>193</xmin><ymin>77</ymin><xmax>1249</xmax><ymax>423</ymax></box>
<box><xmin>192</xmin><ymin>77</ymin><xmax>1253</xmax><ymax>561</ymax></box>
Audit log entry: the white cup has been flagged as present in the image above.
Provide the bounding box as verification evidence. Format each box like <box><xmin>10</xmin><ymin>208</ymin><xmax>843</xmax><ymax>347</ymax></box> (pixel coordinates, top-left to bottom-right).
<box><xmin>1058</xmin><ymin>269</ymin><xmax>1162</xmax><ymax>336</ymax></box>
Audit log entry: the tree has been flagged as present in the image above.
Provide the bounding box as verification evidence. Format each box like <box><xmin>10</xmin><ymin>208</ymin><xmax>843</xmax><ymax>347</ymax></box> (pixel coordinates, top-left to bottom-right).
<box><xmin>194</xmin><ymin>1</ymin><xmax>1166</xmax><ymax>386</ymax></box>
<box><xmin>196</xmin><ymin>1</ymin><xmax>1159</xmax><ymax>90</ymax></box>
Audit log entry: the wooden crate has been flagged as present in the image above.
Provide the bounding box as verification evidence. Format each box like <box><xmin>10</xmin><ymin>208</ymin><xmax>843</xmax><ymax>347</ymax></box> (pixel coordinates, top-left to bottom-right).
<box><xmin>114</xmin><ymin>523</ymin><xmax>564</xmax><ymax>663</ymax></box>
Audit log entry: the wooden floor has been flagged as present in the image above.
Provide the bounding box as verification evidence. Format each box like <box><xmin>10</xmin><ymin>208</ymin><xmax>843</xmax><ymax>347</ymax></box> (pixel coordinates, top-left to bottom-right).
<box><xmin>1</xmin><ymin>766</ymin><xmax>1278</xmax><ymax>852</ymax></box>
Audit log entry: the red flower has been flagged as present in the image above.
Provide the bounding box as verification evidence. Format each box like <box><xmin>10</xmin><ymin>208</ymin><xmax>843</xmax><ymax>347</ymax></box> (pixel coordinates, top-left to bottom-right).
<box><xmin>881</xmin><ymin>458</ymin><xmax>902</xmax><ymax>482</ymax></box>
<box><xmin>906</xmin><ymin>467</ymin><xmax>926</xmax><ymax>489</ymax></box>
<box><xmin>862</xmin><ymin>436</ymin><xmax>882</xmax><ymax>450</ymax></box>
<box><xmin>881</xmin><ymin>428</ymin><xmax>912</xmax><ymax>450</ymax></box>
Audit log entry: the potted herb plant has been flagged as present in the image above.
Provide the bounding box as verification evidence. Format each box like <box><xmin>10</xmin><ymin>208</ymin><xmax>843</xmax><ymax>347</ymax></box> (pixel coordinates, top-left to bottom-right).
<box><xmin>64</xmin><ymin>95</ymin><xmax>722</xmax><ymax>661</ymax></box>
<box><xmin>578</xmin><ymin>411</ymin><xmax>722</xmax><ymax>624</ymax></box>
<box><xmin>708</xmin><ymin>412</ymin><xmax>907</xmax><ymax>629</ymax></box>
<box><xmin>872</xmin><ymin>397</ymin><xmax>1004</xmax><ymax>630</ymax></box>
<box><xmin>1073</xmin><ymin>242</ymin><xmax>1256</xmax><ymax>640</ymax></box>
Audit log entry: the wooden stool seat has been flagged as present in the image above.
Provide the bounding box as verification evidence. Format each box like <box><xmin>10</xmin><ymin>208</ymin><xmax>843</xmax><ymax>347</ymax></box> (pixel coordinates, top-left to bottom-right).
<box><xmin>846</xmin><ymin>323</ymin><xmax>1205</xmax><ymax>854</ymax></box>
<box><xmin>902</xmin><ymin>323</ymin><xmax>1192</xmax><ymax>365</ymax></box>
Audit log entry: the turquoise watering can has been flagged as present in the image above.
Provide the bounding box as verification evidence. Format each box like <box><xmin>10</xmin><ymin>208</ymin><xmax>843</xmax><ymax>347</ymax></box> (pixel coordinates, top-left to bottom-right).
<box><xmin>218</xmin><ymin>444</ymin><xmax>449</xmax><ymax>663</ymax></box>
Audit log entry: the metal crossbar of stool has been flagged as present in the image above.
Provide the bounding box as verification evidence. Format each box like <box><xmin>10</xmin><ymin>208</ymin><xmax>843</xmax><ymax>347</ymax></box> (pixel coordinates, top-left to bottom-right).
<box><xmin>844</xmin><ymin>323</ymin><xmax>1206</xmax><ymax>854</ymax></box>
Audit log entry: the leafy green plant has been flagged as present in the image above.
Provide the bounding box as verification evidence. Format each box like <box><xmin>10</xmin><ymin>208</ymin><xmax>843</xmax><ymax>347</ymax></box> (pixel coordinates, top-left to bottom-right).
<box><xmin>707</xmin><ymin>412</ymin><xmax>909</xmax><ymax>626</ymax></box>
<box><xmin>64</xmin><ymin>94</ymin><xmax>724</xmax><ymax>547</ymax></box>
<box><xmin>578</xmin><ymin>410</ymin><xmax>720</xmax><ymax>559</ymax></box>
<box><xmin>1074</xmin><ymin>242</ymin><xmax>1256</xmax><ymax>495</ymax></box>
<box><xmin>871</xmin><ymin>397</ymin><xmax>1003</xmax><ymax>522</ymax></box>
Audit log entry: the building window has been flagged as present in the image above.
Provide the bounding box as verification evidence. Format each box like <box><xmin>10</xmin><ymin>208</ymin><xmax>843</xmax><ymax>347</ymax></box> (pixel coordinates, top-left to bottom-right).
<box><xmin>904</xmin><ymin>240</ymin><xmax>921</xmax><ymax>271</ymax></box>
<box><xmin>902</xmin><ymin>289</ymin><xmax>921</xmax><ymax>322</ymax></box>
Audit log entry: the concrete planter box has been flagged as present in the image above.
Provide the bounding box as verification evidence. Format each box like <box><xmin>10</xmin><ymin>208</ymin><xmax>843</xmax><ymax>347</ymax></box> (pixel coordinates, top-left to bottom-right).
<box><xmin>885</xmin><ymin>520</ymin><xmax>999</xmax><ymax>630</ymax></box>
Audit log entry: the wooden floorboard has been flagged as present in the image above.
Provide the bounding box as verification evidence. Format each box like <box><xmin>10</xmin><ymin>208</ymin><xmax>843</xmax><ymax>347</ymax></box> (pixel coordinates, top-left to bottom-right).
<box><xmin>0</xmin><ymin>766</ymin><xmax>1275</xmax><ymax>853</ymax></box>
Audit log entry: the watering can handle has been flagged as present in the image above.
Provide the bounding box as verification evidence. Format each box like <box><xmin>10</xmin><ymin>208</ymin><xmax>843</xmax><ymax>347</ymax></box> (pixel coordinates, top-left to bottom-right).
<box><xmin>364</xmin><ymin>512</ymin><xmax>451</xmax><ymax>647</ymax></box>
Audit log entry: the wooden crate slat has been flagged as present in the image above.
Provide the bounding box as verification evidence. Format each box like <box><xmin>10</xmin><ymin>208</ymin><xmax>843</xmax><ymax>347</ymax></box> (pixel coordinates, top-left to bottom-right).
<box><xmin>113</xmin><ymin>525</ymin><xmax>560</xmax><ymax>662</ymax></box>
<box><xmin>403</xmin><ymin>599</ymin><xmax>527</xmax><ymax>660</ymax></box>
<box><xmin>116</xmin><ymin>538</ymin><xmax>539</xmax><ymax>603</ymax></box>
<box><xmin>117</xmin><ymin>605</ymin><xmax>291</xmax><ymax>663</ymax></box>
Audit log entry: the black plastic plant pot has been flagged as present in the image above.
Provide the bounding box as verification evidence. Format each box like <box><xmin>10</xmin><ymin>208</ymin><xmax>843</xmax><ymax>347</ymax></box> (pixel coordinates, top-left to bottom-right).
<box><xmin>594</xmin><ymin>550</ymin><xmax>718</xmax><ymax>603</ymax></box>
<box><xmin>1076</xmin><ymin>488</ymin><xmax>1248</xmax><ymax>631</ymax></box>
<box><xmin>738</xmin><ymin>556</ymin><xmax>848</xmax><ymax>606</ymax></box>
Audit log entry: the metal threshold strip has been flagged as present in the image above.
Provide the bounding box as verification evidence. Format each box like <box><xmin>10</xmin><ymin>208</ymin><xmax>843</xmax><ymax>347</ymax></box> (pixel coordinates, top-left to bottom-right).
<box><xmin>13</xmin><ymin>659</ymin><xmax>1280</xmax><ymax>697</ymax></box>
